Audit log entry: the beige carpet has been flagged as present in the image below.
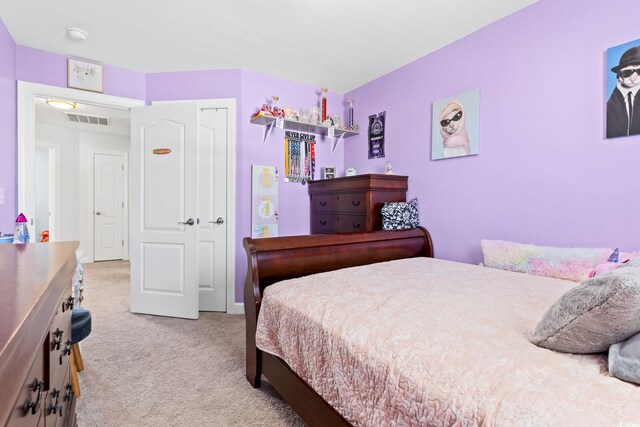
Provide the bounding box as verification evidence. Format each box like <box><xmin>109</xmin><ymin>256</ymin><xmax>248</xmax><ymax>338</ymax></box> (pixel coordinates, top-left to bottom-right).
<box><xmin>76</xmin><ymin>260</ymin><xmax>305</xmax><ymax>427</ymax></box>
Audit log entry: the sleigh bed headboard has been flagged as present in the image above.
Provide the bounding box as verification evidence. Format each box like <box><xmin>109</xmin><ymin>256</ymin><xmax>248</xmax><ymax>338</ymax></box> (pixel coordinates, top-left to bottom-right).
<box><xmin>242</xmin><ymin>227</ymin><xmax>433</xmax><ymax>387</ymax></box>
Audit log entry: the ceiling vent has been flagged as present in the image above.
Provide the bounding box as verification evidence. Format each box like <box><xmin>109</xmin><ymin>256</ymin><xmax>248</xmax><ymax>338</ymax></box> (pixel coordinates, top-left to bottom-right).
<box><xmin>66</xmin><ymin>112</ymin><xmax>110</xmax><ymax>126</ymax></box>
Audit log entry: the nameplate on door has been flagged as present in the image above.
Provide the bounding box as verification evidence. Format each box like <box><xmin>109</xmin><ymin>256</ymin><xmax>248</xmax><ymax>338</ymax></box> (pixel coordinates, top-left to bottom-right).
<box><xmin>152</xmin><ymin>148</ymin><xmax>172</xmax><ymax>155</ymax></box>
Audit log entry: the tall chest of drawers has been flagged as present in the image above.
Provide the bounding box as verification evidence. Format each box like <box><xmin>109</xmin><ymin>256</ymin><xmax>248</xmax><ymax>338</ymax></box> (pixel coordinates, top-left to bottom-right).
<box><xmin>308</xmin><ymin>174</ymin><xmax>408</xmax><ymax>234</ymax></box>
<box><xmin>0</xmin><ymin>242</ymin><xmax>79</xmax><ymax>427</ymax></box>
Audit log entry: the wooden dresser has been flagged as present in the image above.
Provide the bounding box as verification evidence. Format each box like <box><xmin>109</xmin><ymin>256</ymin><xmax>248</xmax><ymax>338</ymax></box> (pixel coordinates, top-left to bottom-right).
<box><xmin>0</xmin><ymin>242</ymin><xmax>79</xmax><ymax>427</ymax></box>
<box><xmin>308</xmin><ymin>174</ymin><xmax>408</xmax><ymax>234</ymax></box>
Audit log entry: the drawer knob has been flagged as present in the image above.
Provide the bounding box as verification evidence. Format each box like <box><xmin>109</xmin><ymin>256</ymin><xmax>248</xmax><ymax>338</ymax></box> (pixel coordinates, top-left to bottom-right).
<box><xmin>352</xmin><ymin>200</ymin><xmax>361</xmax><ymax>207</ymax></box>
<box><xmin>319</xmin><ymin>220</ymin><xmax>327</xmax><ymax>226</ymax></box>
<box><xmin>319</xmin><ymin>201</ymin><xmax>327</xmax><ymax>206</ymax></box>
<box><xmin>52</xmin><ymin>337</ymin><xmax>62</xmax><ymax>351</ymax></box>
<box><xmin>60</xmin><ymin>340</ymin><xmax>72</xmax><ymax>365</ymax></box>
<box><xmin>352</xmin><ymin>223</ymin><xmax>361</xmax><ymax>229</ymax></box>
<box><xmin>23</xmin><ymin>378</ymin><xmax>43</xmax><ymax>415</ymax></box>
<box><xmin>64</xmin><ymin>383</ymin><xmax>72</xmax><ymax>402</ymax></box>
<box><xmin>47</xmin><ymin>389</ymin><xmax>61</xmax><ymax>415</ymax></box>
<box><xmin>62</xmin><ymin>296</ymin><xmax>75</xmax><ymax>312</ymax></box>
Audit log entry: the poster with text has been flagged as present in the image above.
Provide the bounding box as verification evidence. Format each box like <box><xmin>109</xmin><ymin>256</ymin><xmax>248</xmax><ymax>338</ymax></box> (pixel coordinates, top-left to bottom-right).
<box><xmin>251</xmin><ymin>165</ymin><xmax>279</xmax><ymax>238</ymax></box>
<box><xmin>368</xmin><ymin>111</ymin><xmax>386</xmax><ymax>159</ymax></box>
<box><xmin>431</xmin><ymin>89</ymin><xmax>480</xmax><ymax>160</ymax></box>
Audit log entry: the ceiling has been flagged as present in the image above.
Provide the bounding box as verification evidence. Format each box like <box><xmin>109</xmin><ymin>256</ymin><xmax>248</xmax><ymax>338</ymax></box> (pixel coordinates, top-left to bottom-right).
<box><xmin>35</xmin><ymin>97</ymin><xmax>130</xmax><ymax>136</ymax></box>
<box><xmin>1</xmin><ymin>0</ymin><xmax>537</xmax><ymax>93</ymax></box>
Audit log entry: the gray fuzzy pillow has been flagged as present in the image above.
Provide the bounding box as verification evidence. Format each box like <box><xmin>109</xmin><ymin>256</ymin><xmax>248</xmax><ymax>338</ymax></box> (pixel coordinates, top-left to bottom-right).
<box><xmin>531</xmin><ymin>265</ymin><xmax>640</xmax><ymax>353</ymax></box>
<box><xmin>609</xmin><ymin>332</ymin><xmax>640</xmax><ymax>384</ymax></box>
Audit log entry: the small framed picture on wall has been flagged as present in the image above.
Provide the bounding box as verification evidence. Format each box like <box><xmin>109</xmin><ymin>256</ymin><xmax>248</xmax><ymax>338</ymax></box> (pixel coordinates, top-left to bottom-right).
<box><xmin>68</xmin><ymin>58</ymin><xmax>103</xmax><ymax>93</ymax></box>
<box><xmin>323</xmin><ymin>166</ymin><xmax>336</xmax><ymax>179</ymax></box>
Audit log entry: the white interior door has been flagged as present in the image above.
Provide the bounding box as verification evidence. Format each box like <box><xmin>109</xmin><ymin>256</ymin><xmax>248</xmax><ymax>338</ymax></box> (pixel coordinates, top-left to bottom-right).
<box><xmin>198</xmin><ymin>108</ymin><xmax>227</xmax><ymax>312</ymax></box>
<box><xmin>130</xmin><ymin>102</ymin><xmax>199</xmax><ymax>319</ymax></box>
<box><xmin>94</xmin><ymin>153</ymin><xmax>125</xmax><ymax>261</ymax></box>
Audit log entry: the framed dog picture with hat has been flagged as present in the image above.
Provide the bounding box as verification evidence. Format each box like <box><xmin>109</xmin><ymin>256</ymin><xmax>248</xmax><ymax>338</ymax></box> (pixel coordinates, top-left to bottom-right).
<box><xmin>606</xmin><ymin>39</ymin><xmax>640</xmax><ymax>139</ymax></box>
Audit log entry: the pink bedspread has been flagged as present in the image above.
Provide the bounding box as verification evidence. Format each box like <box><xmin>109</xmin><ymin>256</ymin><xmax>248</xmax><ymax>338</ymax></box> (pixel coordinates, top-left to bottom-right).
<box><xmin>255</xmin><ymin>257</ymin><xmax>640</xmax><ymax>426</ymax></box>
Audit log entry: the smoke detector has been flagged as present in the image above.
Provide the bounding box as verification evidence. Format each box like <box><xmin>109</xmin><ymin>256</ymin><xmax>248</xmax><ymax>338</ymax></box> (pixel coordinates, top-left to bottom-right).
<box><xmin>67</xmin><ymin>28</ymin><xmax>88</xmax><ymax>41</ymax></box>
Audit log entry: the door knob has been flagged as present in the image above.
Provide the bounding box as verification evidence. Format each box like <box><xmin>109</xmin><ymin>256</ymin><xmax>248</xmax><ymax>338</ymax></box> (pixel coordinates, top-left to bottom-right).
<box><xmin>96</xmin><ymin>212</ymin><xmax>101</xmax><ymax>215</ymax></box>
<box><xmin>178</xmin><ymin>218</ymin><xmax>195</xmax><ymax>226</ymax></box>
<box><xmin>208</xmin><ymin>217</ymin><xmax>224</xmax><ymax>225</ymax></box>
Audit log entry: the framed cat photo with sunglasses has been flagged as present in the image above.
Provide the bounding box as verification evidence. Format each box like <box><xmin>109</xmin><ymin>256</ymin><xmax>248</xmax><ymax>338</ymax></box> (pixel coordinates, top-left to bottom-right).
<box><xmin>431</xmin><ymin>89</ymin><xmax>480</xmax><ymax>160</ymax></box>
<box><xmin>606</xmin><ymin>38</ymin><xmax>640</xmax><ymax>139</ymax></box>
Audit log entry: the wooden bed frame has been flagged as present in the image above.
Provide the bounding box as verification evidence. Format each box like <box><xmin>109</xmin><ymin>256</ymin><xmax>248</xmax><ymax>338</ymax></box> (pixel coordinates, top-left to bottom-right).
<box><xmin>243</xmin><ymin>227</ymin><xmax>434</xmax><ymax>427</ymax></box>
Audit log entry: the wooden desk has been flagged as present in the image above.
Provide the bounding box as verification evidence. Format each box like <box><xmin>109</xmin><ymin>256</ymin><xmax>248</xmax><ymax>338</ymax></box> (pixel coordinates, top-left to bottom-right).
<box><xmin>0</xmin><ymin>242</ymin><xmax>79</xmax><ymax>427</ymax></box>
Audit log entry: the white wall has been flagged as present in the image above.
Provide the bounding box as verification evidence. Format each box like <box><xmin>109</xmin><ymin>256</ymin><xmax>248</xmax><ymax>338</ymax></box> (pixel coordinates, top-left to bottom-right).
<box><xmin>35</xmin><ymin>121</ymin><xmax>129</xmax><ymax>260</ymax></box>
<box><xmin>35</xmin><ymin>122</ymin><xmax>79</xmax><ymax>242</ymax></box>
<box><xmin>34</xmin><ymin>146</ymin><xmax>49</xmax><ymax>237</ymax></box>
<box><xmin>79</xmin><ymin>132</ymin><xmax>129</xmax><ymax>262</ymax></box>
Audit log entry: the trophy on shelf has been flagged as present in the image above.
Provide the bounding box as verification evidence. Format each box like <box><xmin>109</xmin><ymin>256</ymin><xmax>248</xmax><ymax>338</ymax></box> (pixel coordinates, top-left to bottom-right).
<box><xmin>321</xmin><ymin>87</ymin><xmax>328</xmax><ymax>123</ymax></box>
<box><xmin>348</xmin><ymin>98</ymin><xmax>354</xmax><ymax>129</ymax></box>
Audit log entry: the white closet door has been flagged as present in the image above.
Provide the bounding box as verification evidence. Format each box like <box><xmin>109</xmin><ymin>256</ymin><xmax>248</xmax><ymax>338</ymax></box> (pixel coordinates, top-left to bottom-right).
<box><xmin>197</xmin><ymin>108</ymin><xmax>227</xmax><ymax>312</ymax></box>
<box><xmin>130</xmin><ymin>102</ymin><xmax>199</xmax><ymax>319</ymax></box>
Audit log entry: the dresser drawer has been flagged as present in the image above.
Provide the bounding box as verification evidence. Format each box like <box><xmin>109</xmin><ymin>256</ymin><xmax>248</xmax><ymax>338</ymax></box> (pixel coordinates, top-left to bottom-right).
<box><xmin>314</xmin><ymin>214</ymin><xmax>337</xmax><ymax>233</ymax></box>
<box><xmin>336</xmin><ymin>193</ymin><xmax>366</xmax><ymax>213</ymax></box>
<box><xmin>336</xmin><ymin>214</ymin><xmax>366</xmax><ymax>233</ymax></box>
<box><xmin>9</xmin><ymin>350</ymin><xmax>45</xmax><ymax>427</ymax></box>
<box><xmin>45</xmin><ymin>364</ymin><xmax>70</xmax><ymax>427</ymax></box>
<box><xmin>314</xmin><ymin>195</ymin><xmax>337</xmax><ymax>212</ymax></box>
<box><xmin>50</xmin><ymin>287</ymin><xmax>74</xmax><ymax>390</ymax></box>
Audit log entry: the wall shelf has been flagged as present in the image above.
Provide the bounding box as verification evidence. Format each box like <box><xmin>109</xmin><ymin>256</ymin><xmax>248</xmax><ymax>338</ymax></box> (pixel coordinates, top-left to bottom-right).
<box><xmin>250</xmin><ymin>114</ymin><xmax>358</xmax><ymax>152</ymax></box>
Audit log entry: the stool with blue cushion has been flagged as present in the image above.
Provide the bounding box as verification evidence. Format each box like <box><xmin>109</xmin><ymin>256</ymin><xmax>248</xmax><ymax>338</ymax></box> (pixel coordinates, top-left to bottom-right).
<box><xmin>69</xmin><ymin>308</ymin><xmax>91</xmax><ymax>396</ymax></box>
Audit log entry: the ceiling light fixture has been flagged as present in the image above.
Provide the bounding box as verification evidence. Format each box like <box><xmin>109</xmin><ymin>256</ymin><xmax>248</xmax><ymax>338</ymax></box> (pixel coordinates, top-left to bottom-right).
<box><xmin>67</xmin><ymin>27</ymin><xmax>88</xmax><ymax>41</ymax></box>
<box><xmin>46</xmin><ymin>99</ymin><xmax>77</xmax><ymax>110</ymax></box>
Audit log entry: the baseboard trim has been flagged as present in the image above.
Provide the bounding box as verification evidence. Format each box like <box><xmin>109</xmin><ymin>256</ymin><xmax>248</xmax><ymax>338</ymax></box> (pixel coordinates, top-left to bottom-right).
<box><xmin>227</xmin><ymin>303</ymin><xmax>244</xmax><ymax>315</ymax></box>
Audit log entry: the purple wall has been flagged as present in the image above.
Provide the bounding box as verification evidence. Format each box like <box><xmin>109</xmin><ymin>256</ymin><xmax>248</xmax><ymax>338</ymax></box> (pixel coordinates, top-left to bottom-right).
<box><xmin>237</xmin><ymin>69</ymin><xmax>344</xmax><ymax>302</ymax></box>
<box><xmin>147</xmin><ymin>68</ymin><xmax>345</xmax><ymax>303</ymax></box>
<box><xmin>345</xmin><ymin>0</ymin><xmax>640</xmax><ymax>264</ymax></box>
<box><xmin>2</xmin><ymin>41</ymin><xmax>343</xmax><ymax>304</ymax></box>
<box><xmin>16</xmin><ymin>46</ymin><xmax>146</xmax><ymax>100</ymax></box>
<box><xmin>8</xmin><ymin>0</ymin><xmax>637</xmax><ymax>305</ymax></box>
<box><xmin>0</xmin><ymin>19</ymin><xmax>16</xmax><ymax>233</ymax></box>
<box><xmin>0</xmin><ymin>45</ymin><xmax>145</xmax><ymax>232</ymax></box>
<box><xmin>147</xmin><ymin>69</ymin><xmax>241</xmax><ymax>101</ymax></box>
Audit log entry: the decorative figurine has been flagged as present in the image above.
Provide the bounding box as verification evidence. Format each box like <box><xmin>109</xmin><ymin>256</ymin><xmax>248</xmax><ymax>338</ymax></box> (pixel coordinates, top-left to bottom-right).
<box><xmin>308</xmin><ymin>106</ymin><xmax>321</xmax><ymax>125</ymax></box>
<box><xmin>385</xmin><ymin>161</ymin><xmax>394</xmax><ymax>175</ymax></box>
<box><xmin>271</xmin><ymin>95</ymin><xmax>284</xmax><ymax>118</ymax></box>
<box><xmin>251</xmin><ymin>94</ymin><xmax>285</xmax><ymax>119</ymax></box>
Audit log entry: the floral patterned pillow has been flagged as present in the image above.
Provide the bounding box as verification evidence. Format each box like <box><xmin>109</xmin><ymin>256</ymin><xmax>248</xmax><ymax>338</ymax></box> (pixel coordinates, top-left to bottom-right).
<box><xmin>381</xmin><ymin>198</ymin><xmax>419</xmax><ymax>230</ymax></box>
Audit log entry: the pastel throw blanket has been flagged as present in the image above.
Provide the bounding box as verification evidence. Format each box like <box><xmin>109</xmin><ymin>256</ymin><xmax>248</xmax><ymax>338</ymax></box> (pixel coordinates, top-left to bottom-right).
<box><xmin>482</xmin><ymin>239</ymin><xmax>640</xmax><ymax>282</ymax></box>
